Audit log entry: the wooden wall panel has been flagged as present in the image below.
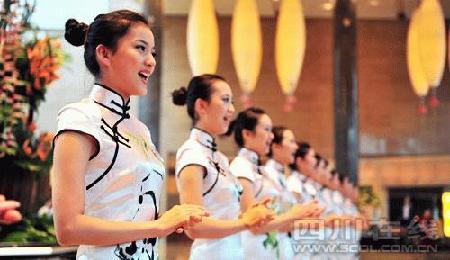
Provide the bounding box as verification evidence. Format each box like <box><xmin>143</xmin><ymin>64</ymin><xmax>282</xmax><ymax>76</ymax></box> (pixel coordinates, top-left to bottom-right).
<box><xmin>358</xmin><ymin>20</ymin><xmax>450</xmax><ymax>156</ymax></box>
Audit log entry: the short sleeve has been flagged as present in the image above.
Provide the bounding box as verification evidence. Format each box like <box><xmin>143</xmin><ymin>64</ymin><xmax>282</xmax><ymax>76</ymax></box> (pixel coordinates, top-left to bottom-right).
<box><xmin>303</xmin><ymin>180</ymin><xmax>317</xmax><ymax>197</ymax></box>
<box><xmin>53</xmin><ymin>103</ymin><xmax>102</xmax><ymax>160</ymax></box>
<box><xmin>175</xmin><ymin>143</ymin><xmax>209</xmax><ymax>177</ymax></box>
<box><xmin>286</xmin><ymin>174</ymin><xmax>303</xmax><ymax>194</ymax></box>
<box><xmin>141</xmin><ymin>123</ymin><xmax>164</xmax><ymax>164</ymax></box>
<box><xmin>229</xmin><ymin>157</ymin><xmax>256</xmax><ymax>183</ymax></box>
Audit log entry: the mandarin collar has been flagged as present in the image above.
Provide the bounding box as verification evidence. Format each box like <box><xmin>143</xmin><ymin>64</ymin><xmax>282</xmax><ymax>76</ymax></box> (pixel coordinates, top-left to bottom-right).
<box><xmin>238</xmin><ymin>148</ymin><xmax>259</xmax><ymax>166</ymax></box>
<box><xmin>266</xmin><ymin>159</ymin><xmax>284</xmax><ymax>174</ymax></box>
<box><xmin>314</xmin><ymin>181</ymin><xmax>323</xmax><ymax>191</ymax></box>
<box><xmin>292</xmin><ymin>170</ymin><xmax>307</xmax><ymax>182</ymax></box>
<box><xmin>90</xmin><ymin>83</ymin><xmax>131</xmax><ymax>119</ymax></box>
<box><xmin>190</xmin><ymin>128</ymin><xmax>217</xmax><ymax>152</ymax></box>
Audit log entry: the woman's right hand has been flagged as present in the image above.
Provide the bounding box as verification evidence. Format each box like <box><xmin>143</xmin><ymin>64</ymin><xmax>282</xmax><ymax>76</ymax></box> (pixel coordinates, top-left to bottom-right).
<box><xmin>287</xmin><ymin>200</ymin><xmax>323</xmax><ymax>220</ymax></box>
<box><xmin>240</xmin><ymin>199</ymin><xmax>275</xmax><ymax>229</ymax></box>
<box><xmin>157</xmin><ymin>204</ymin><xmax>209</xmax><ymax>235</ymax></box>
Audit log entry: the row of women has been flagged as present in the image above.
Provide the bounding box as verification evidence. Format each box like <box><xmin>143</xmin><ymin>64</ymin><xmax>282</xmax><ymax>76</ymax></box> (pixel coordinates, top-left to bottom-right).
<box><xmin>52</xmin><ymin>10</ymin><xmax>366</xmax><ymax>260</ymax></box>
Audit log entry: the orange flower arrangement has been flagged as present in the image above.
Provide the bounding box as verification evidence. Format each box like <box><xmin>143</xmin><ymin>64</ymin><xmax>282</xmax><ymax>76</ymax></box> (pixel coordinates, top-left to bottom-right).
<box><xmin>26</xmin><ymin>37</ymin><xmax>63</xmax><ymax>91</ymax></box>
<box><xmin>0</xmin><ymin>1</ymin><xmax>65</xmax><ymax>174</ymax></box>
<box><xmin>21</xmin><ymin>132</ymin><xmax>54</xmax><ymax>161</ymax></box>
<box><xmin>0</xmin><ymin>2</ymin><xmax>60</xmax><ymax>245</ymax></box>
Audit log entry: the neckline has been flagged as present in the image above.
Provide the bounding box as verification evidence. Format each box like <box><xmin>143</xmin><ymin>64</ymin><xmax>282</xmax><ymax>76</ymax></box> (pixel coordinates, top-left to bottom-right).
<box><xmin>238</xmin><ymin>148</ymin><xmax>259</xmax><ymax>166</ymax></box>
<box><xmin>190</xmin><ymin>127</ymin><xmax>217</xmax><ymax>152</ymax></box>
<box><xmin>266</xmin><ymin>159</ymin><xmax>284</xmax><ymax>174</ymax></box>
<box><xmin>90</xmin><ymin>83</ymin><xmax>131</xmax><ymax>118</ymax></box>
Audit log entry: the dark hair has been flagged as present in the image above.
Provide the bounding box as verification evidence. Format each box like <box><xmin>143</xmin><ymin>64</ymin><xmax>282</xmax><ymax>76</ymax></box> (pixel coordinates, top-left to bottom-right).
<box><xmin>268</xmin><ymin>126</ymin><xmax>287</xmax><ymax>158</ymax></box>
<box><xmin>314</xmin><ymin>153</ymin><xmax>322</xmax><ymax>168</ymax></box>
<box><xmin>172</xmin><ymin>74</ymin><xmax>226</xmax><ymax>122</ymax></box>
<box><xmin>330</xmin><ymin>168</ymin><xmax>337</xmax><ymax>176</ymax></box>
<box><xmin>65</xmin><ymin>10</ymin><xmax>149</xmax><ymax>77</ymax></box>
<box><xmin>315</xmin><ymin>154</ymin><xmax>328</xmax><ymax>168</ymax></box>
<box><xmin>295</xmin><ymin>142</ymin><xmax>311</xmax><ymax>159</ymax></box>
<box><xmin>323</xmin><ymin>158</ymin><xmax>329</xmax><ymax>168</ymax></box>
<box><xmin>289</xmin><ymin>142</ymin><xmax>312</xmax><ymax>171</ymax></box>
<box><xmin>338</xmin><ymin>173</ymin><xmax>347</xmax><ymax>183</ymax></box>
<box><xmin>227</xmin><ymin>107</ymin><xmax>266</xmax><ymax>147</ymax></box>
<box><xmin>330</xmin><ymin>168</ymin><xmax>338</xmax><ymax>182</ymax></box>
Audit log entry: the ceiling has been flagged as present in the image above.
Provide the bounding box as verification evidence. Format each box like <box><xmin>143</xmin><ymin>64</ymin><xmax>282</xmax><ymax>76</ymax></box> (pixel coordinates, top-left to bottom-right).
<box><xmin>163</xmin><ymin>0</ymin><xmax>450</xmax><ymax>20</ymax></box>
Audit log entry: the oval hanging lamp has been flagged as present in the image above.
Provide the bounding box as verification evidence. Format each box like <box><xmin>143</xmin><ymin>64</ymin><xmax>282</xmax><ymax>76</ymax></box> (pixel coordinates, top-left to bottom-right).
<box><xmin>231</xmin><ymin>0</ymin><xmax>263</xmax><ymax>108</ymax></box>
<box><xmin>186</xmin><ymin>0</ymin><xmax>219</xmax><ymax>75</ymax></box>
<box><xmin>416</xmin><ymin>0</ymin><xmax>445</xmax><ymax>108</ymax></box>
<box><xmin>407</xmin><ymin>9</ymin><xmax>429</xmax><ymax>114</ymax></box>
<box><xmin>274</xmin><ymin>0</ymin><xmax>306</xmax><ymax>112</ymax></box>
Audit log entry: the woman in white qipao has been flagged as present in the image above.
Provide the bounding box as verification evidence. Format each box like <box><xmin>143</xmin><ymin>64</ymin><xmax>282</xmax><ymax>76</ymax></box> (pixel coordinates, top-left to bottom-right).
<box><xmin>229</xmin><ymin>109</ymin><xmax>322</xmax><ymax>259</ymax></box>
<box><xmin>172</xmin><ymin>75</ymin><xmax>274</xmax><ymax>260</ymax></box>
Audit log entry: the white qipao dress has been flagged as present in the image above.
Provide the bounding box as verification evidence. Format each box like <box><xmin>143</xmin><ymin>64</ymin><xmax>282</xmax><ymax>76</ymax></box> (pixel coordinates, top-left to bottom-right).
<box><xmin>55</xmin><ymin>84</ymin><xmax>165</xmax><ymax>260</ymax></box>
<box><xmin>331</xmin><ymin>190</ymin><xmax>346</xmax><ymax>259</ymax></box>
<box><xmin>320</xmin><ymin>187</ymin><xmax>342</xmax><ymax>260</ymax></box>
<box><xmin>343</xmin><ymin>198</ymin><xmax>361</xmax><ymax>260</ymax></box>
<box><xmin>287</xmin><ymin>171</ymin><xmax>316</xmax><ymax>203</ymax></box>
<box><xmin>298</xmin><ymin>178</ymin><xmax>326</xmax><ymax>260</ymax></box>
<box><xmin>286</xmin><ymin>172</ymin><xmax>316</xmax><ymax>260</ymax></box>
<box><xmin>311</xmin><ymin>185</ymin><xmax>342</xmax><ymax>260</ymax></box>
<box><xmin>229</xmin><ymin>148</ymin><xmax>280</xmax><ymax>259</ymax></box>
<box><xmin>265</xmin><ymin>159</ymin><xmax>297</xmax><ymax>260</ymax></box>
<box><xmin>175</xmin><ymin>128</ymin><xmax>244</xmax><ymax>260</ymax></box>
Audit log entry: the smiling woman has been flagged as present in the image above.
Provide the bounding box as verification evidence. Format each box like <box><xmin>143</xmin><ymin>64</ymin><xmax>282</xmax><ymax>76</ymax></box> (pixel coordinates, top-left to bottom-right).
<box><xmin>227</xmin><ymin>108</ymin><xmax>323</xmax><ymax>259</ymax></box>
<box><xmin>51</xmin><ymin>10</ymin><xmax>208</xmax><ymax>259</ymax></box>
<box><xmin>171</xmin><ymin>75</ymin><xmax>275</xmax><ymax>260</ymax></box>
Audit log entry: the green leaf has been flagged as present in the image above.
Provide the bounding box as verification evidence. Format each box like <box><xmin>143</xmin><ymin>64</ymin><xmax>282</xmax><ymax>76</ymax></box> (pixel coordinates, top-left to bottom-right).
<box><xmin>3</xmin><ymin>231</ymin><xmax>30</xmax><ymax>243</ymax></box>
<box><xmin>14</xmin><ymin>160</ymin><xmax>42</xmax><ymax>172</ymax></box>
<box><xmin>262</xmin><ymin>231</ymin><xmax>279</xmax><ymax>254</ymax></box>
<box><xmin>1</xmin><ymin>215</ymin><xmax>57</xmax><ymax>243</ymax></box>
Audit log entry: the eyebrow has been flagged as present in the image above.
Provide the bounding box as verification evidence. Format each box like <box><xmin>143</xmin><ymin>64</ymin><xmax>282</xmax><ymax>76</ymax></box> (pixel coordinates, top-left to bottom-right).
<box><xmin>136</xmin><ymin>39</ymin><xmax>148</xmax><ymax>45</ymax></box>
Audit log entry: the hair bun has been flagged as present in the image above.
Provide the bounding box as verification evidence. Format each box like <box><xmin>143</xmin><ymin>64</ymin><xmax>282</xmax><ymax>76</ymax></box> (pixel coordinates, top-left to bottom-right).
<box><xmin>94</xmin><ymin>13</ymin><xmax>105</xmax><ymax>21</ymax></box>
<box><xmin>64</xmin><ymin>18</ymin><xmax>88</xmax><ymax>47</ymax></box>
<box><xmin>172</xmin><ymin>87</ymin><xmax>188</xmax><ymax>106</ymax></box>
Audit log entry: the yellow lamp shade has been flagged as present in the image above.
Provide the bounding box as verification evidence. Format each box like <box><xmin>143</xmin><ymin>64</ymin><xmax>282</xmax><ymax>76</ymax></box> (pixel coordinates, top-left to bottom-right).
<box><xmin>275</xmin><ymin>0</ymin><xmax>306</xmax><ymax>96</ymax></box>
<box><xmin>415</xmin><ymin>0</ymin><xmax>445</xmax><ymax>89</ymax></box>
<box><xmin>407</xmin><ymin>10</ymin><xmax>428</xmax><ymax>97</ymax></box>
<box><xmin>186</xmin><ymin>0</ymin><xmax>219</xmax><ymax>75</ymax></box>
<box><xmin>231</xmin><ymin>0</ymin><xmax>262</xmax><ymax>95</ymax></box>
<box><xmin>443</xmin><ymin>192</ymin><xmax>450</xmax><ymax>237</ymax></box>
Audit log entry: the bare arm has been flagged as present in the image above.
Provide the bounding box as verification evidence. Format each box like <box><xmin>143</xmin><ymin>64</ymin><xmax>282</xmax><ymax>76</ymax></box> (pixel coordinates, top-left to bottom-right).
<box><xmin>250</xmin><ymin>213</ymin><xmax>297</xmax><ymax>234</ymax></box>
<box><xmin>239</xmin><ymin>178</ymin><xmax>306</xmax><ymax>234</ymax></box>
<box><xmin>52</xmin><ymin>132</ymin><xmax>206</xmax><ymax>246</ymax></box>
<box><xmin>177</xmin><ymin>165</ymin><xmax>248</xmax><ymax>239</ymax></box>
<box><xmin>238</xmin><ymin>178</ymin><xmax>256</xmax><ymax>211</ymax></box>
